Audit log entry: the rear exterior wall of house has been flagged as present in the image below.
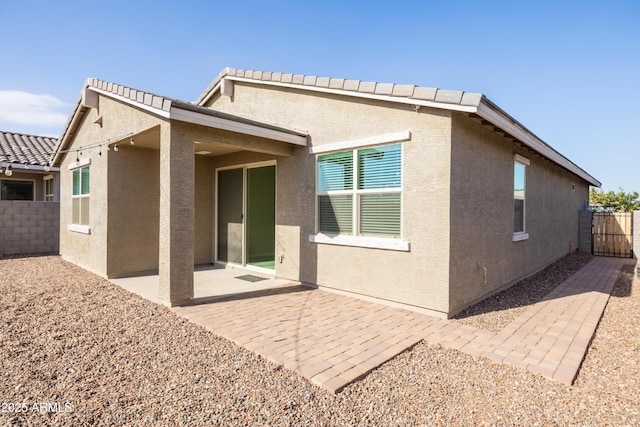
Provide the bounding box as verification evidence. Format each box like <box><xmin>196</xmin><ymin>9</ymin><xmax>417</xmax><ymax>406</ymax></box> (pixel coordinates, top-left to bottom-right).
<box><xmin>207</xmin><ymin>82</ymin><xmax>454</xmax><ymax>316</ymax></box>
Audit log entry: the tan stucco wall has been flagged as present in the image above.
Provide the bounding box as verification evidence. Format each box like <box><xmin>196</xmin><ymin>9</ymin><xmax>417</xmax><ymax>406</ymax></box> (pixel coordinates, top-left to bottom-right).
<box><xmin>106</xmin><ymin>145</ymin><xmax>160</xmax><ymax>277</ymax></box>
<box><xmin>194</xmin><ymin>154</ymin><xmax>214</xmax><ymax>264</ymax></box>
<box><xmin>59</xmin><ymin>95</ymin><xmax>166</xmax><ymax>277</ymax></box>
<box><xmin>207</xmin><ymin>83</ymin><xmax>452</xmax><ymax>315</ymax></box>
<box><xmin>105</xmin><ymin>142</ymin><xmax>214</xmax><ymax>276</ymax></box>
<box><xmin>448</xmin><ymin>113</ymin><xmax>589</xmax><ymax>314</ymax></box>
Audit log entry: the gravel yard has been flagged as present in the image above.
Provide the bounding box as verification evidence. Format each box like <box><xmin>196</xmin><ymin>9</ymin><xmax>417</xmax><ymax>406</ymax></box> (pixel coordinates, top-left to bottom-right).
<box><xmin>1</xmin><ymin>255</ymin><xmax>638</xmax><ymax>426</ymax></box>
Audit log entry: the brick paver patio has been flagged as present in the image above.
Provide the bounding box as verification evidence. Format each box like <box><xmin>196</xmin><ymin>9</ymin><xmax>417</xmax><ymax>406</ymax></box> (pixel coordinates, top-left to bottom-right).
<box><xmin>171</xmin><ymin>257</ymin><xmax>632</xmax><ymax>393</ymax></box>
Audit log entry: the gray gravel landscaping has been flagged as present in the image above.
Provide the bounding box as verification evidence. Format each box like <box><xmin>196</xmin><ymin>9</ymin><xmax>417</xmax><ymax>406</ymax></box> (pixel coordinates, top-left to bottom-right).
<box><xmin>1</xmin><ymin>254</ymin><xmax>638</xmax><ymax>426</ymax></box>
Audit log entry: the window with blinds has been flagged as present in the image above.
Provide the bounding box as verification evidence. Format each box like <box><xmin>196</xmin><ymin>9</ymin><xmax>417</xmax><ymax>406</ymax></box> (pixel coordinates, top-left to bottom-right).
<box><xmin>514</xmin><ymin>160</ymin><xmax>526</xmax><ymax>233</ymax></box>
<box><xmin>72</xmin><ymin>166</ymin><xmax>90</xmax><ymax>226</ymax></box>
<box><xmin>317</xmin><ymin>143</ymin><xmax>402</xmax><ymax>238</ymax></box>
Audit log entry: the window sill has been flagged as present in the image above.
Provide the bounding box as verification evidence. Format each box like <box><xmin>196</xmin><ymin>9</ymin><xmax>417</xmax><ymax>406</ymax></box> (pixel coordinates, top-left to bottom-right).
<box><xmin>68</xmin><ymin>224</ymin><xmax>91</xmax><ymax>235</ymax></box>
<box><xmin>512</xmin><ymin>232</ymin><xmax>529</xmax><ymax>242</ymax></box>
<box><xmin>309</xmin><ymin>233</ymin><xmax>410</xmax><ymax>251</ymax></box>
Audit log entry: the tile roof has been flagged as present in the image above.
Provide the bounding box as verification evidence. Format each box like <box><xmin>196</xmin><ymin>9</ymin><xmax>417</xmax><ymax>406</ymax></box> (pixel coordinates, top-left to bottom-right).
<box><xmin>51</xmin><ymin>77</ymin><xmax>308</xmax><ymax>165</ymax></box>
<box><xmin>82</xmin><ymin>78</ymin><xmax>305</xmax><ymax>137</ymax></box>
<box><xmin>0</xmin><ymin>131</ymin><xmax>57</xmax><ymax>166</ymax></box>
<box><xmin>196</xmin><ymin>67</ymin><xmax>484</xmax><ymax>108</ymax></box>
<box><xmin>195</xmin><ymin>67</ymin><xmax>600</xmax><ymax>187</ymax></box>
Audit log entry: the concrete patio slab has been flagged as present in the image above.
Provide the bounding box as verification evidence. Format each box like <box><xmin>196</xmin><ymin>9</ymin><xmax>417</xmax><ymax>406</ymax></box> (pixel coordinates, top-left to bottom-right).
<box><xmin>111</xmin><ymin>264</ymin><xmax>292</xmax><ymax>306</ymax></box>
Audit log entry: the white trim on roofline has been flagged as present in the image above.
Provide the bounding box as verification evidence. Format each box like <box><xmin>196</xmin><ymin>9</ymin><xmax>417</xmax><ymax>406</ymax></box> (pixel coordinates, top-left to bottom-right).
<box><xmin>169</xmin><ymin>107</ymin><xmax>307</xmax><ymax>146</ymax></box>
<box><xmin>0</xmin><ymin>162</ymin><xmax>60</xmax><ymax>172</ymax></box>
<box><xmin>226</xmin><ymin>76</ymin><xmax>479</xmax><ymax>113</ymax></box>
<box><xmin>477</xmin><ymin>101</ymin><xmax>600</xmax><ymax>186</ymax></box>
<box><xmin>87</xmin><ymin>87</ymin><xmax>171</xmax><ymax>118</ymax></box>
<box><xmin>309</xmin><ymin>130</ymin><xmax>411</xmax><ymax>154</ymax></box>
<box><xmin>86</xmin><ymin>86</ymin><xmax>306</xmax><ymax>146</ymax></box>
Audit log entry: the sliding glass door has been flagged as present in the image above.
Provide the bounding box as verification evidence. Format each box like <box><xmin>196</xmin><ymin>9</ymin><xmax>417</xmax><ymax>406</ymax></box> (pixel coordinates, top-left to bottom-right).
<box><xmin>216</xmin><ymin>164</ymin><xmax>276</xmax><ymax>271</ymax></box>
<box><xmin>246</xmin><ymin>165</ymin><xmax>276</xmax><ymax>270</ymax></box>
<box><xmin>217</xmin><ymin>168</ymin><xmax>243</xmax><ymax>264</ymax></box>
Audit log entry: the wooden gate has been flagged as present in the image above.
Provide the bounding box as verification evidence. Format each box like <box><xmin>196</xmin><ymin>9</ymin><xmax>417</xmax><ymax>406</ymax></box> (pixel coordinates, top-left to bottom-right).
<box><xmin>592</xmin><ymin>212</ymin><xmax>633</xmax><ymax>257</ymax></box>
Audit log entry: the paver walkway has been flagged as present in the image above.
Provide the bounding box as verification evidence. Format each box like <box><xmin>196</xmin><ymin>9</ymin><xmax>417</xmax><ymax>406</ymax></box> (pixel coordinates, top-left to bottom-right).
<box><xmin>442</xmin><ymin>257</ymin><xmax>632</xmax><ymax>384</ymax></box>
<box><xmin>172</xmin><ymin>257</ymin><xmax>631</xmax><ymax>393</ymax></box>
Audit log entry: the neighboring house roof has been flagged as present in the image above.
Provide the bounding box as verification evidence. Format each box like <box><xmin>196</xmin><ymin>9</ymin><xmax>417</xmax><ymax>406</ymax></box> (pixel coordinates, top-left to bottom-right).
<box><xmin>50</xmin><ymin>78</ymin><xmax>308</xmax><ymax>166</ymax></box>
<box><xmin>0</xmin><ymin>131</ymin><xmax>58</xmax><ymax>169</ymax></box>
<box><xmin>197</xmin><ymin>68</ymin><xmax>600</xmax><ymax>187</ymax></box>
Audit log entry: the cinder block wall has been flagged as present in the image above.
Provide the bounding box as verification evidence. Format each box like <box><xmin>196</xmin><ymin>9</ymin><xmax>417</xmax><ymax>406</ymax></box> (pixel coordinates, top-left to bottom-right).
<box><xmin>0</xmin><ymin>201</ymin><xmax>60</xmax><ymax>256</ymax></box>
<box><xmin>578</xmin><ymin>210</ymin><xmax>592</xmax><ymax>254</ymax></box>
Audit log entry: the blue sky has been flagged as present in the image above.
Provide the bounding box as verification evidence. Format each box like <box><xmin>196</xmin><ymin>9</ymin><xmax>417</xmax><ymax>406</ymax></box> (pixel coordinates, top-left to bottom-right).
<box><xmin>1</xmin><ymin>0</ymin><xmax>638</xmax><ymax>191</ymax></box>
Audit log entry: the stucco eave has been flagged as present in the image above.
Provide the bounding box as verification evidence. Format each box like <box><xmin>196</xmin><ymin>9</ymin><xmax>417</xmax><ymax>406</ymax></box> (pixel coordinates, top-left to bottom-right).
<box><xmin>476</xmin><ymin>98</ymin><xmax>600</xmax><ymax>187</ymax></box>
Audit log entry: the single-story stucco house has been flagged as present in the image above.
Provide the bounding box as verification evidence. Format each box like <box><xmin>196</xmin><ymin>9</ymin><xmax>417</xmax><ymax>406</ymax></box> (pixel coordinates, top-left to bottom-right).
<box><xmin>49</xmin><ymin>68</ymin><xmax>599</xmax><ymax>318</ymax></box>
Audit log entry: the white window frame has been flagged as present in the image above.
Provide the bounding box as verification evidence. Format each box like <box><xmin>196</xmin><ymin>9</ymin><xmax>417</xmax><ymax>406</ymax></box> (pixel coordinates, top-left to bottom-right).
<box><xmin>310</xmin><ymin>138</ymin><xmax>410</xmax><ymax>252</ymax></box>
<box><xmin>44</xmin><ymin>175</ymin><xmax>54</xmax><ymax>202</ymax></box>
<box><xmin>68</xmin><ymin>158</ymin><xmax>91</xmax><ymax>234</ymax></box>
<box><xmin>513</xmin><ymin>154</ymin><xmax>529</xmax><ymax>241</ymax></box>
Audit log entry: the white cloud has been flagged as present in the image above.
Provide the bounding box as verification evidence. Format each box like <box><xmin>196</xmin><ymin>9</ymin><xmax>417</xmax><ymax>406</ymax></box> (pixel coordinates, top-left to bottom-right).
<box><xmin>0</xmin><ymin>90</ymin><xmax>69</xmax><ymax>128</ymax></box>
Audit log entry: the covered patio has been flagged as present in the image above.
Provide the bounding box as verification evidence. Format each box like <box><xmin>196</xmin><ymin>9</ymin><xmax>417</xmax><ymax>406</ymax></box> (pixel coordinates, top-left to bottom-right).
<box><xmin>53</xmin><ymin>78</ymin><xmax>308</xmax><ymax>307</ymax></box>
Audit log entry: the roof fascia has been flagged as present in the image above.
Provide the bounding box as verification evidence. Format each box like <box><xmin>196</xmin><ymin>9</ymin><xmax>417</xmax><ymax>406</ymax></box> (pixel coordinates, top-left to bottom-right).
<box><xmin>476</xmin><ymin>98</ymin><xmax>600</xmax><ymax>187</ymax></box>
<box><xmin>90</xmin><ymin>86</ymin><xmax>306</xmax><ymax>145</ymax></box>
<box><xmin>169</xmin><ymin>105</ymin><xmax>307</xmax><ymax>146</ymax></box>
<box><xmin>52</xmin><ymin>86</ymin><xmax>170</xmax><ymax>166</ymax></box>
<box><xmin>52</xmin><ymin>85</ymin><xmax>307</xmax><ymax>166</ymax></box>
<box><xmin>50</xmin><ymin>97</ymin><xmax>84</xmax><ymax>166</ymax></box>
<box><xmin>197</xmin><ymin>79</ymin><xmax>224</xmax><ymax>106</ymax></box>
<box><xmin>0</xmin><ymin>161</ymin><xmax>60</xmax><ymax>172</ymax></box>
<box><xmin>88</xmin><ymin>87</ymin><xmax>172</xmax><ymax>119</ymax></box>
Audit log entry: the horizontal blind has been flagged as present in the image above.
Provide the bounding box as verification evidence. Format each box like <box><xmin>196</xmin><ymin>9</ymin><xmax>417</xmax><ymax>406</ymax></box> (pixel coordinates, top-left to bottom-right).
<box><xmin>358</xmin><ymin>144</ymin><xmax>401</xmax><ymax>190</ymax></box>
<box><xmin>318</xmin><ymin>195</ymin><xmax>353</xmax><ymax>234</ymax></box>
<box><xmin>359</xmin><ymin>193</ymin><xmax>401</xmax><ymax>237</ymax></box>
<box><xmin>317</xmin><ymin>151</ymin><xmax>353</xmax><ymax>191</ymax></box>
<box><xmin>81</xmin><ymin>167</ymin><xmax>90</xmax><ymax>195</ymax></box>
<box><xmin>72</xmin><ymin>169</ymin><xmax>80</xmax><ymax>195</ymax></box>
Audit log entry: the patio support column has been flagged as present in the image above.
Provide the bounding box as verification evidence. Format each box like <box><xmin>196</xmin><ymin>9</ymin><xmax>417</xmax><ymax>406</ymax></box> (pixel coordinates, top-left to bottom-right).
<box><xmin>158</xmin><ymin>123</ymin><xmax>194</xmax><ymax>305</ymax></box>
